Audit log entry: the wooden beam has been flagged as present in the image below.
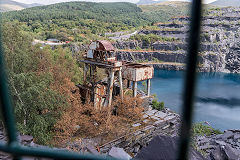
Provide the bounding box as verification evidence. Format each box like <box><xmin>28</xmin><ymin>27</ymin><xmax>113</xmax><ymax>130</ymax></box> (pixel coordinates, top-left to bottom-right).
<box><xmin>83</xmin><ymin>64</ymin><xmax>89</xmax><ymax>84</ymax></box>
<box><xmin>107</xmin><ymin>70</ymin><xmax>115</xmax><ymax>108</ymax></box>
<box><xmin>118</xmin><ymin>68</ymin><xmax>124</xmax><ymax>101</ymax></box>
<box><xmin>133</xmin><ymin>81</ymin><xmax>137</xmax><ymax>97</ymax></box>
<box><xmin>106</xmin><ymin>69</ymin><xmax>115</xmax><ymax>126</ymax></box>
<box><xmin>147</xmin><ymin>79</ymin><xmax>151</xmax><ymax>97</ymax></box>
<box><xmin>80</xmin><ymin>60</ymin><xmax>113</xmax><ymax>68</ymax></box>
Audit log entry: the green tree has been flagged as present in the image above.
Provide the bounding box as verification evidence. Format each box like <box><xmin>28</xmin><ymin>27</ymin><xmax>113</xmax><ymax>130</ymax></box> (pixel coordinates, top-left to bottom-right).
<box><xmin>2</xmin><ymin>22</ymin><xmax>82</xmax><ymax>144</ymax></box>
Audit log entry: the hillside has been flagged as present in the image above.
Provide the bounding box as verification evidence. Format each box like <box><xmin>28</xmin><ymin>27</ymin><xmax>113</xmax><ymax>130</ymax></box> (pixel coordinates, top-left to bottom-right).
<box><xmin>137</xmin><ymin>0</ymin><xmax>166</xmax><ymax>5</ymax></box>
<box><xmin>210</xmin><ymin>0</ymin><xmax>240</xmax><ymax>7</ymax></box>
<box><xmin>139</xmin><ymin>1</ymin><xmax>190</xmax><ymax>22</ymax></box>
<box><xmin>2</xmin><ymin>1</ymin><xmax>189</xmax><ymax>43</ymax></box>
<box><xmin>0</xmin><ymin>0</ymin><xmax>42</xmax><ymax>12</ymax></box>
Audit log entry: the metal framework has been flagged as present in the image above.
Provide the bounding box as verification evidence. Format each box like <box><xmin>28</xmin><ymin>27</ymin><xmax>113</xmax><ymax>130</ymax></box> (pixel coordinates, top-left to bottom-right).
<box><xmin>0</xmin><ymin>0</ymin><xmax>202</xmax><ymax>159</ymax></box>
<box><xmin>80</xmin><ymin>40</ymin><xmax>153</xmax><ymax>108</ymax></box>
<box><xmin>81</xmin><ymin>59</ymin><xmax>124</xmax><ymax>109</ymax></box>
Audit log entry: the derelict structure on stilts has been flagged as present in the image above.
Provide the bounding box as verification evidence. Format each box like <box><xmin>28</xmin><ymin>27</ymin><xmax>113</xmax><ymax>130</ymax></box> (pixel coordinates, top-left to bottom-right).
<box><xmin>78</xmin><ymin>40</ymin><xmax>154</xmax><ymax>109</ymax></box>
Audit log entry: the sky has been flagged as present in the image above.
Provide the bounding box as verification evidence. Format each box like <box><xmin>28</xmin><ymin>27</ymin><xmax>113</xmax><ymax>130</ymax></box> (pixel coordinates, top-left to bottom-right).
<box><xmin>14</xmin><ymin>0</ymin><xmax>217</xmax><ymax>5</ymax></box>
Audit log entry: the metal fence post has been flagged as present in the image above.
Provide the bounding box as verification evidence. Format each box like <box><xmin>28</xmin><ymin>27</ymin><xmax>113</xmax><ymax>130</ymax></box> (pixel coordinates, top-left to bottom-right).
<box><xmin>177</xmin><ymin>0</ymin><xmax>203</xmax><ymax>159</ymax></box>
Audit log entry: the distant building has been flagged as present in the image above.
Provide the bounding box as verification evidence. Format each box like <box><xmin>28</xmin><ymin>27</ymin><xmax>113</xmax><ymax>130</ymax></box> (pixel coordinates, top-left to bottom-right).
<box><xmin>47</xmin><ymin>39</ymin><xmax>60</xmax><ymax>43</ymax></box>
<box><xmin>33</xmin><ymin>39</ymin><xmax>67</xmax><ymax>47</ymax></box>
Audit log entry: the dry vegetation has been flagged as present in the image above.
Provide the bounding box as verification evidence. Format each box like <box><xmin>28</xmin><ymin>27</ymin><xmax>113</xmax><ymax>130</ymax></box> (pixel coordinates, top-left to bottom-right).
<box><xmin>53</xmin><ymin>91</ymin><xmax>144</xmax><ymax>146</ymax></box>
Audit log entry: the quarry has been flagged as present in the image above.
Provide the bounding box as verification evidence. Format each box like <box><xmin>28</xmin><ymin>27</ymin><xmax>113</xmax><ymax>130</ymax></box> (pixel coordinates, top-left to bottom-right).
<box><xmin>1</xmin><ymin>1</ymin><xmax>240</xmax><ymax>160</ymax></box>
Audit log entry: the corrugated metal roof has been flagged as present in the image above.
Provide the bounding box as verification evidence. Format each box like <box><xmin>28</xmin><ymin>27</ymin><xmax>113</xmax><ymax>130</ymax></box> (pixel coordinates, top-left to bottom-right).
<box><xmin>97</xmin><ymin>40</ymin><xmax>115</xmax><ymax>51</ymax></box>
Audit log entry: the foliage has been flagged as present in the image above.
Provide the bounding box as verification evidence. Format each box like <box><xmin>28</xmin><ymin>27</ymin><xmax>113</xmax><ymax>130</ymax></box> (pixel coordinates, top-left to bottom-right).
<box><xmin>2</xmin><ymin>22</ymin><xmax>83</xmax><ymax>144</ymax></box>
<box><xmin>139</xmin><ymin>2</ymin><xmax>189</xmax><ymax>23</ymax></box>
<box><xmin>55</xmin><ymin>96</ymin><xmax>144</xmax><ymax>145</ymax></box>
<box><xmin>124</xmin><ymin>89</ymin><xmax>133</xmax><ymax>96</ymax></box>
<box><xmin>2</xmin><ymin>1</ymin><xmax>189</xmax><ymax>43</ymax></box>
<box><xmin>2</xmin><ymin>2</ymin><xmax>146</xmax><ymax>42</ymax></box>
<box><xmin>113</xmin><ymin>96</ymin><xmax>143</xmax><ymax>121</ymax></box>
<box><xmin>192</xmin><ymin>122</ymin><xmax>222</xmax><ymax>137</ymax></box>
<box><xmin>130</xmin><ymin>34</ymin><xmax>178</xmax><ymax>43</ymax></box>
<box><xmin>152</xmin><ymin>100</ymin><xmax>165</xmax><ymax>111</ymax></box>
<box><xmin>151</xmin><ymin>92</ymin><xmax>164</xmax><ymax>111</ymax></box>
<box><xmin>191</xmin><ymin>122</ymin><xmax>222</xmax><ymax>155</ymax></box>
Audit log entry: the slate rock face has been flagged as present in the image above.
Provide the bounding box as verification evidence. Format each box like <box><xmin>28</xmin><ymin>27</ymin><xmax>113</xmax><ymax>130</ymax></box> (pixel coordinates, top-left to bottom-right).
<box><xmin>210</xmin><ymin>144</ymin><xmax>240</xmax><ymax>160</ymax></box>
<box><xmin>196</xmin><ymin>130</ymin><xmax>240</xmax><ymax>160</ymax></box>
<box><xmin>210</xmin><ymin>145</ymin><xmax>228</xmax><ymax>160</ymax></box>
<box><xmin>114</xmin><ymin>7</ymin><xmax>240</xmax><ymax>73</ymax></box>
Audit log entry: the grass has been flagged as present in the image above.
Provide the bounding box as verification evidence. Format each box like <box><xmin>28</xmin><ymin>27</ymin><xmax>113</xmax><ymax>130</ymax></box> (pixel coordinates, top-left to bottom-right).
<box><xmin>192</xmin><ymin>122</ymin><xmax>222</xmax><ymax>137</ymax></box>
<box><xmin>191</xmin><ymin>122</ymin><xmax>222</xmax><ymax>156</ymax></box>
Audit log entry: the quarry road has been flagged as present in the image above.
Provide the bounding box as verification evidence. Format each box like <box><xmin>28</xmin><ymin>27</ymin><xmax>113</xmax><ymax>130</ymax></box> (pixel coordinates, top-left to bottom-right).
<box><xmin>106</xmin><ymin>30</ymin><xmax>138</xmax><ymax>41</ymax></box>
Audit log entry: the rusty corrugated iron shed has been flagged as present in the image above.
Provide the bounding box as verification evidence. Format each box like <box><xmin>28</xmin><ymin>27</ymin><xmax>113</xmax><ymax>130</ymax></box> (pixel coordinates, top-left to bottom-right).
<box><xmin>122</xmin><ymin>63</ymin><xmax>154</xmax><ymax>82</ymax></box>
<box><xmin>97</xmin><ymin>40</ymin><xmax>115</xmax><ymax>51</ymax></box>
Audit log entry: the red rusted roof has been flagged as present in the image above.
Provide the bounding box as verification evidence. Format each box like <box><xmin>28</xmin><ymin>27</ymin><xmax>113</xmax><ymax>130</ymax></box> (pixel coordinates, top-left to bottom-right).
<box><xmin>97</xmin><ymin>40</ymin><xmax>115</xmax><ymax>51</ymax></box>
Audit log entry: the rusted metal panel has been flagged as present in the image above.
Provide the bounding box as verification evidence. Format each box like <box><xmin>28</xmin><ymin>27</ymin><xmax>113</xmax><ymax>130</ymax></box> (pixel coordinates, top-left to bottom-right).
<box><xmin>95</xmin><ymin>84</ymin><xmax>107</xmax><ymax>109</ymax></box>
<box><xmin>106</xmin><ymin>57</ymin><xmax>116</xmax><ymax>62</ymax></box>
<box><xmin>87</xmin><ymin>40</ymin><xmax>115</xmax><ymax>61</ymax></box>
<box><xmin>135</xmin><ymin>67</ymin><xmax>154</xmax><ymax>81</ymax></box>
<box><xmin>88</xmin><ymin>40</ymin><xmax>115</xmax><ymax>51</ymax></box>
<box><xmin>97</xmin><ymin>40</ymin><xmax>115</xmax><ymax>51</ymax></box>
<box><xmin>122</xmin><ymin>63</ymin><xmax>154</xmax><ymax>81</ymax></box>
<box><xmin>77</xmin><ymin>83</ymin><xmax>107</xmax><ymax>109</ymax></box>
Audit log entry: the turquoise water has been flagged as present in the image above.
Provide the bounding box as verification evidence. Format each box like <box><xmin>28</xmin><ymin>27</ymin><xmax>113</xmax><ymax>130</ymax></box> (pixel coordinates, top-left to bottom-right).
<box><xmin>148</xmin><ymin>69</ymin><xmax>240</xmax><ymax>131</ymax></box>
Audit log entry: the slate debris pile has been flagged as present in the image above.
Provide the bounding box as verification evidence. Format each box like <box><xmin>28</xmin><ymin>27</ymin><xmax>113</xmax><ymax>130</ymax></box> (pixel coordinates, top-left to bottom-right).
<box><xmin>99</xmin><ymin>107</ymin><xmax>181</xmax><ymax>157</ymax></box>
<box><xmin>196</xmin><ymin>130</ymin><xmax>240</xmax><ymax>160</ymax></box>
<box><xmin>135</xmin><ymin>136</ymin><xmax>206</xmax><ymax>160</ymax></box>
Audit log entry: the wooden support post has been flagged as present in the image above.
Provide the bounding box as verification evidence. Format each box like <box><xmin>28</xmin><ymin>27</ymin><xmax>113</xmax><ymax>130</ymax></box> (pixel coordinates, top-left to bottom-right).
<box><xmin>133</xmin><ymin>81</ymin><xmax>137</xmax><ymax>97</ymax></box>
<box><xmin>103</xmin><ymin>76</ymin><xmax>109</xmax><ymax>107</ymax></box>
<box><xmin>106</xmin><ymin>69</ymin><xmax>115</xmax><ymax>126</ymax></box>
<box><xmin>108</xmin><ymin>70</ymin><xmax>115</xmax><ymax>108</ymax></box>
<box><xmin>93</xmin><ymin>88</ymin><xmax>97</xmax><ymax>109</ymax></box>
<box><xmin>118</xmin><ymin>68</ymin><xmax>124</xmax><ymax>101</ymax></box>
<box><xmin>92</xmin><ymin>65</ymin><xmax>97</xmax><ymax>108</ymax></box>
<box><xmin>147</xmin><ymin>79</ymin><xmax>151</xmax><ymax>97</ymax></box>
<box><xmin>89</xmin><ymin>65</ymin><xmax>92</xmax><ymax>82</ymax></box>
<box><xmin>83</xmin><ymin>64</ymin><xmax>89</xmax><ymax>84</ymax></box>
<box><xmin>104</xmin><ymin>69</ymin><xmax>115</xmax><ymax>108</ymax></box>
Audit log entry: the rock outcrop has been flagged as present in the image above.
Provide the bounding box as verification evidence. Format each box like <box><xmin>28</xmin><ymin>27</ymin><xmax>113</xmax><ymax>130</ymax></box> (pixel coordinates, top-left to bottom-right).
<box><xmin>136</xmin><ymin>136</ymin><xmax>206</xmax><ymax>160</ymax></box>
<box><xmin>114</xmin><ymin>7</ymin><xmax>240</xmax><ymax>73</ymax></box>
<box><xmin>196</xmin><ymin>130</ymin><xmax>240</xmax><ymax>160</ymax></box>
<box><xmin>116</xmin><ymin>50</ymin><xmax>187</xmax><ymax>63</ymax></box>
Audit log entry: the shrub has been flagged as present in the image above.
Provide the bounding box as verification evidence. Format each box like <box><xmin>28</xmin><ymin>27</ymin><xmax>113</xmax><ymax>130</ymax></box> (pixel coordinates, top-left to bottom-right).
<box><xmin>130</xmin><ymin>34</ymin><xmax>177</xmax><ymax>44</ymax></box>
<box><xmin>152</xmin><ymin>100</ymin><xmax>165</xmax><ymax>111</ymax></box>
<box><xmin>192</xmin><ymin>122</ymin><xmax>222</xmax><ymax>137</ymax></box>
